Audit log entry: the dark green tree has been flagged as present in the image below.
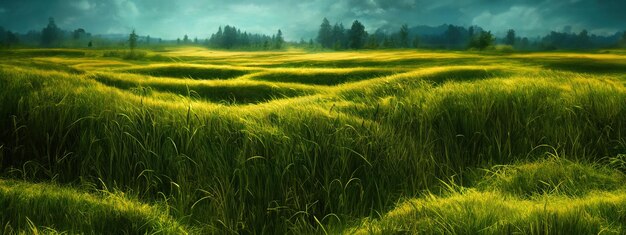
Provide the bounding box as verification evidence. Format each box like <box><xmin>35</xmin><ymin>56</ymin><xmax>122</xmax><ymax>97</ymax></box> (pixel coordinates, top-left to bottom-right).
<box><xmin>520</xmin><ymin>37</ymin><xmax>529</xmax><ymax>49</ymax></box>
<box><xmin>183</xmin><ymin>34</ymin><xmax>189</xmax><ymax>44</ymax></box>
<box><xmin>366</xmin><ymin>34</ymin><xmax>379</xmax><ymax>49</ymax></box>
<box><xmin>331</xmin><ymin>23</ymin><xmax>346</xmax><ymax>49</ymax></box>
<box><xmin>577</xmin><ymin>30</ymin><xmax>590</xmax><ymax>48</ymax></box>
<box><xmin>0</xmin><ymin>26</ymin><xmax>6</xmax><ymax>47</ymax></box>
<box><xmin>504</xmin><ymin>29</ymin><xmax>516</xmax><ymax>46</ymax></box>
<box><xmin>5</xmin><ymin>31</ymin><xmax>19</xmax><ymax>48</ymax></box>
<box><xmin>222</xmin><ymin>26</ymin><xmax>238</xmax><ymax>49</ymax></box>
<box><xmin>275</xmin><ymin>29</ymin><xmax>284</xmax><ymax>49</ymax></box>
<box><xmin>128</xmin><ymin>29</ymin><xmax>138</xmax><ymax>52</ymax></box>
<box><xmin>348</xmin><ymin>20</ymin><xmax>366</xmax><ymax>49</ymax></box>
<box><xmin>382</xmin><ymin>36</ymin><xmax>395</xmax><ymax>48</ymax></box>
<box><xmin>412</xmin><ymin>36</ymin><xmax>420</xmax><ymax>48</ymax></box>
<box><xmin>399</xmin><ymin>24</ymin><xmax>409</xmax><ymax>48</ymax></box>
<box><xmin>41</xmin><ymin>17</ymin><xmax>60</xmax><ymax>47</ymax></box>
<box><xmin>444</xmin><ymin>25</ymin><xmax>462</xmax><ymax>48</ymax></box>
<box><xmin>73</xmin><ymin>28</ymin><xmax>86</xmax><ymax>40</ymax></box>
<box><xmin>469</xmin><ymin>31</ymin><xmax>493</xmax><ymax>50</ymax></box>
<box><xmin>317</xmin><ymin>18</ymin><xmax>333</xmax><ymax>48</ymax></box>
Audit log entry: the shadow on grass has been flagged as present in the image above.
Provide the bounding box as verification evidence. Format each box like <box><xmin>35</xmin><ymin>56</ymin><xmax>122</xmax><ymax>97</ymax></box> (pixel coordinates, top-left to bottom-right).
<box><xmin>518</xmin><ymin>58</ymin><xmax>626</xmax><ymax>74</ymax></box>
<box><xmin>422</xmin><ymin>68</ymin><xmax>509</xmax><ymax>85</ymax></box>
<box><xmin>2</xmin><ymin>49</ymin><xmax>87</xmax><ymax>58</ymax></box>
<box><xmin>251</xmin><ymin>70</ymin><xmax>399</xmax><ymax>85</ymax></box>
<box><xmin>263</xmin><ymin>58</ymin><xmax>475</xmax><ymax>68</ymax></box>
<box><xmin>4</xmin><ymin>60</ymin><xmax>84</xmax><ymax>74</ymax></box>
<box><xmin>122</xmin><ymin>65</ymin><xmax>252</xmax><ymax>80</ymax></box>
<box><xmin>90</xmin><ymin>73</ymin><xmax>315</xmax><ymax>104</ymax></box>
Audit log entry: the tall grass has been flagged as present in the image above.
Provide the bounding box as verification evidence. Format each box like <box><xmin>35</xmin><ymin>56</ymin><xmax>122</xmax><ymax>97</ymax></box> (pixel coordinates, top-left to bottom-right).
<box><xmin>0</xmin><ymin>179</ymin><xmax>189</xmax><ymax>234</ymax></box>
<box><xmin>346</xmin><ymin>157</ymin><xmax>626</xmax><ymax>234</ymax></box>
<box><xmin>1</xmin><ymin>49</ymin><xmax>625</xmax><ymax>233</ymax></box>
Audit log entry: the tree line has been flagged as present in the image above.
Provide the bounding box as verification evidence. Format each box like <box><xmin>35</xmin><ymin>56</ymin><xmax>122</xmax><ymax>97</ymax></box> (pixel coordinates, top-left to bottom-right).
<box><xmin>315</xmin><ymin>18</ymin><xmax>496</xmax><ymax>50</ymax></box>
<box><xmin>206</xmin><ymin>25</ymin><xmax>284</xmax><ymax>50</ymax></box>
<box><xmin>315</xmin><ymin>18</ymin><xmax>626</xmax><ymax>51</ymax></box>
<box><xmin>2</xmin><ymin>17</ymin><xmax>626</xmax><ymax>51</ymax></box>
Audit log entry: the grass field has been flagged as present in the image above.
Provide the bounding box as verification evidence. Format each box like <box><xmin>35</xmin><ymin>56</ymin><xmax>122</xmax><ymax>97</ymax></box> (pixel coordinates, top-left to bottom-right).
<box><xmin>1</xmin><ymin>47</ymin><xmax>626</xmax><ymax>234</ymax></box>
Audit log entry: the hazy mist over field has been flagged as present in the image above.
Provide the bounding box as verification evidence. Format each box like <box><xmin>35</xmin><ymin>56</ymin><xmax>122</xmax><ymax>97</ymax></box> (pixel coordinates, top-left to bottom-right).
<box><xmin>1</xmin><ymin>0</ymin><xmax>625</xmax><ymax>40</ymax></box>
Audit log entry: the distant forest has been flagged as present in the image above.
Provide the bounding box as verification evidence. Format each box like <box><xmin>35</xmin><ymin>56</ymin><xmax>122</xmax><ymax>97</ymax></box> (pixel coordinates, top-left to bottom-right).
<box><xmin>313</xmin><ymin>17</ymin><xmax>626</xmax><ymax>51</ymax></box>
<box><xmin>1</xmin><ymin>17</ymin><xmax>626</xmax><ymax>51</ymax></box>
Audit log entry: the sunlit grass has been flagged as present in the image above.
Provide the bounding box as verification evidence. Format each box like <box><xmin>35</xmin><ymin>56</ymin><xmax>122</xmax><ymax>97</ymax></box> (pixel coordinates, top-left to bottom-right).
<box><xmin>1</xmin><ymin>47</ymin><xmax>626</xmax><ymax>233</ymax></box>
<box><xmin>346</xmin><ymin>157</ymin><xmax>626</xmax><ymax>234</ymax></box>
<box><xmin>0</xmin><ymin>179</ymin><xmax>191</xmax><ymax>234</ymax></box>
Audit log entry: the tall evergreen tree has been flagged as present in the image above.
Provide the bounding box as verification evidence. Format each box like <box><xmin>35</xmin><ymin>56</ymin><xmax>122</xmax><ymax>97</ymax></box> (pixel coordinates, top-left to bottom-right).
<box><xmin>0</xmin><ymin>26</ymin><xmax>6</xmax><ymax>46</ymax></box>
<box><xmin>5</xmin><ymin>31</ymin><xmax>19</xmax><ymax>48</ymax></box>
<box><xmin>41</xmin><ymin>17</ymin><xmax>60</xmax><ymax>47</ymax></box>
<box><xmin>317</xmin><ymin>18</ymin><xmax>333</xmax><ymax>48</ymax></box>
<box><xmin>222</xmin><ymin>26</ymin><xmax>238</xmax><ymax>49</ymax></box>
<box><xmin>331</xmin><ymin>23</ymin><xmax>346</xmax><ymax>49</ymax></box>
<box><xmin>399</xmin><ymin>24</ymin><xmax>409</xmax><ymax>48</ymax></box>
<box><xmin>275</xmin><ymin>29</ymin><xmax>284</xmax><ymax>49</ymax></box>
<box><xmin>504</xmin><ymin>29</ymin><xmax>516</xmax><ymax>45</ymax></box>
<box><xmin>577</xmin><ymin>29</ymin><xmax>590</xmax><ymax>48</ymax></box>
<box><xmin>128</xmin><ymin>29</ymin><xmax>138</xmax><ymax>52</ymax></box>
<box><xmin>348</xmin><ymin>20</ymin><xmax>366</xmax><ymax>49</ymax></box>
<box><xmin>444</xmin><ymin>25</ymin><xmax>462</xmax><ymax>47</ymax></box>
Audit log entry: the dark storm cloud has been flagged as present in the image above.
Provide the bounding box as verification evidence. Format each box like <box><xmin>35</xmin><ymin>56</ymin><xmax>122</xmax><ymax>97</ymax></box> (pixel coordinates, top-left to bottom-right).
<box><xmin>0</xmin><ymin>0</ymin><xmax>624</xmax><ymax>40</ymax></box>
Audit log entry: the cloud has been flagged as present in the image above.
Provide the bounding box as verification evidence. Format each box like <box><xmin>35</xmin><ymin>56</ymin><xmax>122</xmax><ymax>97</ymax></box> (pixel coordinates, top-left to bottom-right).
<box><xmin>114</xmin><ymin>0</ymin><xmax>139</xmax><ymax>18</ymax></box>
<box><xmin>71</xmin><ymin>0</ymin><xmax>94</xmax><ymax>11</ymax></box>
<box><xmin>472</xmin><ymin>6</ymin><xmax>544</xmax><ymax>35</ymax></box>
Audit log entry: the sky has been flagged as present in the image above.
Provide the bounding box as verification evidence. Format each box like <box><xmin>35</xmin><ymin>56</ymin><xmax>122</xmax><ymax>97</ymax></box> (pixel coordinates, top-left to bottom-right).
<box><xmin>0</xmin><ymin>0</ymin><xmax>624</xmax><ymax>40</ymax></box>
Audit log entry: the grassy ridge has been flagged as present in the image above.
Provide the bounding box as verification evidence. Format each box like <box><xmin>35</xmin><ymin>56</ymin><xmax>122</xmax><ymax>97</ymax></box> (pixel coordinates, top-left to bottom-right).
<box><xmin>347</xmin><ymin>157</ymin><xmax>626</xmax><ymax>234</ymax></box>
<box><xmin>0</xmin><ymin>179</ymin><xmax>189</xmax><ymax>234</ymax></box>
<box><xmin>1</xmin><ymin>48</ymin><xmax>626</xmax><ymax>233</ymax></box>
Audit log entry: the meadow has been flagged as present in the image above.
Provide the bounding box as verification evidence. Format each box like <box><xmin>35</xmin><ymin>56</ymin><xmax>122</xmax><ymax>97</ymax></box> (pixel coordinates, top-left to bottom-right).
<box><xmin>1</xmin><ymin>47</ymin><xmax>626</xmax><ymax>234</ymax></box>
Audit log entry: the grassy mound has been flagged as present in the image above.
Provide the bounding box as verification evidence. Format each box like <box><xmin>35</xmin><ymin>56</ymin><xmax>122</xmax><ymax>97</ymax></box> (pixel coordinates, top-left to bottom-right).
<box><xmin>347</xmin><ymin>190</ymin><xmax>626</xmax><ymax>234</ymax></box>
<box><xmin>543</xmin><ymin>59</ymin><xmax>626</xmax><ymax>74</ymax></box>
<box><xmin>122</xmin><ymin>65</ymin><xmax>252</xmax><ymax>80</ymax></box>
<box><xmin>346</xmin><ymin>158</ymin><xmax>626</xmax><ymax>234</ymax></box>
<box><xmin>421</xmin><ymin>68</ymin><xmax>509</xmax><ymax>85</ymax></box>
<box><xmin>0</xmin><ymin>179</ymin><xmax>189</xmax><ymax>234</ymax></box>
<box><xmin>478</xmin><ymin>157</ymin><xmax>626</xmax><ymax>197</ymax></box>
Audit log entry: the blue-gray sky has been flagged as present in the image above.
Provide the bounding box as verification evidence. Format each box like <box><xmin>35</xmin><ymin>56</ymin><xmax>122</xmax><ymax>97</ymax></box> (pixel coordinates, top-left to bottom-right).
<box><xmin>0</xmin><ymin>0</ymin><xmax>624</xmax><ymax>40</ymax></box>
